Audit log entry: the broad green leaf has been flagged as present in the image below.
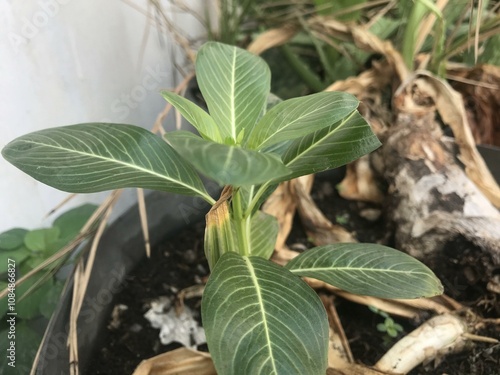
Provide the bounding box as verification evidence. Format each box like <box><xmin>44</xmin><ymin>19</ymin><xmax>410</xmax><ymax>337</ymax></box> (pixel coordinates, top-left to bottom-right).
<box><xmin>161</xmin><ymin>90</ymin><xmax>222</xmax><ymax>142</ymax></box>
<box><xmin>53</xmin><ymin>204</ymin><xmax>98</xmax><ymax>240</ymax></box>
<box><xmin>166</xmin><ymin>131</ymin><xmax>291</xmax><ymax>186</ymax></box>
<box><xmin>276</xmin><ymin>111</ymin><xmax>381</xmax><ymax>182</ymax></box>
<box><xmin>202</xmin><ymin>253</ymin><xmax>328</xmax><ymax>375</ymax></box>
<box><xmin>286</xmin><ymin>244</ymin><xmax>443</xmax><ymax>299</ymax></box>
<box><xmin>262</xmin><ymin>140</ymin><xmax>292</xmax><ymax>157</ymax></box>
<box><xmin>265</xmin><ymin>93</ymin><xmax>283</xmax><ymax>111</ymax></box>
<box><xmin>196</xmin><ymin>42</ymin><xmax>270</xmax><ymax>143</ymax></box>
<box><xmin>0</xmin><ymin>322</ymin><xmax>42</xmax><ymax>370</ymax></box>
<box><xmin>15</xmin><ymin>276</ymin><xmax>54</xmax><ymax>319</ymax></box>
<box><xmin>0</xmin><ymin>282</ymin><xmax>8</xmax><ymax>318</ymax></box>
<box><xmin>2</xmin><ymin>123</ymin><xmax>211</xmax><ymax>200</ymax></box>
<box><xmin>39</xmin><ymin>280</ymin><xmax>65</xmax><ymax>319</ymax></box>
<box><xmin>248</xmin><ymin>211</ymin><xmax>278</xmax><ymax>260</ymax></box>
<box><xmin>0</xmin><ymin>228</ymin><xmax>28</xmax><ymax>250</ymax></box>
<box><xmin>24</xmin><ymin>227</ymin><xmax>60</xmax><ymax>252</ymax></box>
<box><xmin>0</xmin><ymin>247</ymin><xmax>30</xmax><ymax>274</ymax></box>
<box><xmin>248</xmin><ymin>92</ymin><xmax>359</xmax><ymax>150</ymax></box>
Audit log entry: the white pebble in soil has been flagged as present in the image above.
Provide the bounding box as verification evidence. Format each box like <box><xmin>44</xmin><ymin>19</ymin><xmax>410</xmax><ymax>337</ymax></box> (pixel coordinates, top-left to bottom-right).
<box><xmin>144</xmin><ymin>296</ymin><xmax>206</xmax><ymax>349</ymax></box>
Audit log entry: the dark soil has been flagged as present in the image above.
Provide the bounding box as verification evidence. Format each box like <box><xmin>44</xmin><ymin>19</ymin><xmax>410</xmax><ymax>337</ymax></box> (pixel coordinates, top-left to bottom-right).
<box><xmin>87</xmin><ymin>172</ymin><xmax>500</xmax><ymax>375</ymax></box>
<box><xmin>85</xmin><ymin>220</ymin><xmax>209</xmax><ymax>375</ymax></box>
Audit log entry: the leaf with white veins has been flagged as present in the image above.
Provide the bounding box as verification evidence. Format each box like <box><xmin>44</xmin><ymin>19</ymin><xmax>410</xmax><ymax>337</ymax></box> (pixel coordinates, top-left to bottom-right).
<box><xmin>166</xmin><ymin>131</ymin><xmax>291</xmax><ymax>186</ymax></box>
<box><xmin>161</xmin><ymin>90</ymin><xmax>222</xmax><ymax>142</ymax></box>
<box><xmin>248</xmin><ymin>210</ymin><xmax>278</xmax><ymax>259</ymax></box>
<box><xmin>248</xmin><ymin>91</ymin><xmax>359</xmax><ymax>150</ymax></box>
<box><xmin>202</xmin><ymin>252</ymin><xmax>328</xmax><ymax>375</ymax></box>
<box><xmin>286</xmin><ymin>244</ymin><xmax>443</xmax><ymax>299</ymax></box>
<box><xmin>196</xmin><ymin>42</ymin><xmax>270</xmax><ymax>143</ymax></box>
<box><xmin>2</xmin><ymin>123</ymin><xmax>210</xmax><ymax>199</ymax></box>
<box><xmin>275</xmin><ymin>111</ymin><xmax>381</xmax><ymax>182</ymax></box>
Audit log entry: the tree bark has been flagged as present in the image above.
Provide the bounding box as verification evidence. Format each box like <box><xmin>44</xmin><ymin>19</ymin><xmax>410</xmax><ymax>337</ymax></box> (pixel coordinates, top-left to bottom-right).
<box><xmin>376</xmin><ymin>78</ymin><xmax>500</xmax><ymax>293</ymax></box>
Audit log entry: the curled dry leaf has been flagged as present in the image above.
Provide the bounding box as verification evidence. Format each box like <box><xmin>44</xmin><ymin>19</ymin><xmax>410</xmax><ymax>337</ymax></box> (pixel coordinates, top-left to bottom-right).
<box><xmin>310</xmin><ymin>17</ymin><xmax>409</xmax><ymax>82</ymax></box>
<box><xmin>411</xmin><ymin>70</ymin><xmax>500</xmax><ymax>208</ymax></box>
<box><xmin>263</xmin><ymin>175</ymin><xmax>355</xmax><ymax>253</ymax></box>
<box><xmin>293</xmin><ymin>175</ymin><xmax>356</xmax><ymax>245</ymax></box>
<box><xmin>337</xmin><ymin>156</ymin><xmax>384</xmax><ymax>203</ymax></box>
<box><xmin>247</xmin><ymin>25</ymin><xmax>298</xmax><ymax>55</ymax></box>
<box><xmin>132</xmin><ymin>348</ymin><xmax>216</xmax><ymax>375</ymax></box>
<box><xmin>447</xmin><ymin>64</ymin><xmax>500</xmax><ymax>146</ymax></box>
<box><xmin>262</xmin><ymin>181</ymin><xmax>298</xmax><ymax>252</ymax></box>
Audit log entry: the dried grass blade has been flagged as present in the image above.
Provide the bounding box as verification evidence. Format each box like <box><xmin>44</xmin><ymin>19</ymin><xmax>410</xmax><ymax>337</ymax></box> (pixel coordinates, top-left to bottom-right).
<box><xmin>137</xmin><ymin>188</ymin><xmax>151</xmax><ymax>257</ymax></box>
<box><xmin>44</xmin><ymin>193</ymin><xmax>77</xmax><ymax>218</ymax></box>
<box><xmin>67</xmin><ymin>189</ymin><xmax>122</xmax><ymax>374</ymax></box>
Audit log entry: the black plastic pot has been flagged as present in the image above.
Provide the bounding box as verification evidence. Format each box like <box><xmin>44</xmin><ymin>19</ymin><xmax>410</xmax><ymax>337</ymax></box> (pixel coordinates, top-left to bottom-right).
<box><xmin>478</xmin><ymin>144</ymin><xmax>500</xmax><ymax>183</ymax></box>
<box><xmin>34</xmin><ymin>190</ymin><xmax>213</xmax><ymax>375</ymax></box>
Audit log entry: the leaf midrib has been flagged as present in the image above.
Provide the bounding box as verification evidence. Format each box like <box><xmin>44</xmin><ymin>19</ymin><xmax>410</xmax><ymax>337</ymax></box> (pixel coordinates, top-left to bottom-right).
<box><xmin>284</xmin><ymin>114</ymin><xmax>352</xmax><ymax>167</ymax></box>
<box><xmin>244</xmin><ymin>256</ymin><xmax>278</xmax><ymax>374</ymax></box>
<box><xmin>22</xmin><ymin>139</ymin><xmax>209</xmax><ymax>198</ymax></box>
<box><xmin>257</xmin><ymin>97</ymin><xmax>344</xmax><ymax>149</ymax></box>
<box><xmin>290</xmin><ymin>266</ymin><xmax>430</xmax><ymax>275</ymax></box>
<box><xmin>230</xmin><ymin>47</ymin><xmax>237</xmax><ymax>140</ymax></box>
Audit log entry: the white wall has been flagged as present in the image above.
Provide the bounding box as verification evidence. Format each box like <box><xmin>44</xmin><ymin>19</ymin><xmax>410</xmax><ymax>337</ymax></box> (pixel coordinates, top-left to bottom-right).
<box><xmin>0</xmin><ymin>0</ymin><xmax>213</xmax><ymax>232</ymax></box>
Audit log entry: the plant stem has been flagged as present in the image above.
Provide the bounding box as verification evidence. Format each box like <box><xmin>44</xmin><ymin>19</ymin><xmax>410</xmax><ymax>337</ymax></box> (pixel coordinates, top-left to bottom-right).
<box><xmin>202</xmin><ymin>192</ymin><xmax>217</xmax><ymax>206</ymax></box>
<box><xmin>232</xmin><ymin>189</ymin><xmax>251</xmax><ymax>256</ymax></box>
<box><xmin>244</xmin><ymin>182</ymin><xmax>270</xmax><ymax>217</ymax></box>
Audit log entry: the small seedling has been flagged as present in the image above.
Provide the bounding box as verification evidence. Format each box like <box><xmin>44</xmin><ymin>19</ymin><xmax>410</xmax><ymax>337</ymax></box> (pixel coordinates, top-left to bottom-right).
<box><xmin>369</xmin><ymin>305</ymin><xmax>404</xmax><ymax>346</ymax></box>
<box><xmin>2</xmin><ymin>42</ymin><xmax>442</xmax><ymax>375</ymax></box>
<box><xmin>335</xmin><ymin>213</ymin><xmax>350</xmax><ymax>225</ymax></box>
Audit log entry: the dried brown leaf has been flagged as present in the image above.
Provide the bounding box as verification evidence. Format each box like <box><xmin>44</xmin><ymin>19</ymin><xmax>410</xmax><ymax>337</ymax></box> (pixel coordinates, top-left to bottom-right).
<box><xmin>262</xmin><ymin>181</ymin><xmax>298</xmax><ymax>252</ymax></box>
<box><xmin>293</xmin><ymin>175</ymin><xmax>357</xmax><ymax>245</ymax></box>
<box><xmin>321</xmin><ymin>295</ymin><xmax>354</xmax><ymax>366</ymax></box>
<box><xmin>447</xmin><ymin>64</ymin><xmax>500</xmax><ymax>146</ymax></box>
<box><xmin>132</xmin><ymin>348</ymin><xmax>216</xmax><ymax>375</ymax></box>
<box><xmin>411</xmin><ymin>71</ymin><xmax>500</xmax><ymax>207</ymax></box>
<box><xmin>337</xmin><ymin>157</ymin><xmax>384</xmax><ymax>203</ymax></box>
<box><xmin>247</xmin><ymin>25</ymin><xmax>298</xmax><ymax>55</ymax></box>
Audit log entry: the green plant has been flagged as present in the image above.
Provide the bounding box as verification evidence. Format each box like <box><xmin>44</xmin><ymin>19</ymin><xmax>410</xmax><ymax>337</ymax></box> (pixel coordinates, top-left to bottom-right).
<box><xmin>369</xmin><ymin>306</ymin><xmax>404</xmax><ymax>345</ymax></box>
<box><xmin>255</xmin><ymin>0</ymin><xmax>499</xmax><ymax>94</ymax></box>
<box><xmin>2</xmin><ymin>42</ymin><xmax>443</xmax><ymax>375</ymax></box>
<box><xmin>0</xmin><ymin>204</ymin><xmax>97</xmax><ymax>370</ymax></box>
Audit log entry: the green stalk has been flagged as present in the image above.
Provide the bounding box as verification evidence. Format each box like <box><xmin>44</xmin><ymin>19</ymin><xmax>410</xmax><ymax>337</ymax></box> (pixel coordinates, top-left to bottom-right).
<box><xmin>244</xmin><ymin>182</ymin><xmax>270</xmax><ymax>218</ymax></box>
<box><xmin>232</xmin><ymin>189</ymin><xmax>251</xmax><ymax>257</ymax></box>
<box><xmin>202</xmin><ymin>192</ymin><xmax>217</xmax><ymax>206</ymax></box>
<box><xmin>401</xmin><ymin>0</ymin><xmax>429</xmax><ymax>69</ymax></box>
